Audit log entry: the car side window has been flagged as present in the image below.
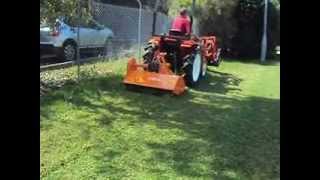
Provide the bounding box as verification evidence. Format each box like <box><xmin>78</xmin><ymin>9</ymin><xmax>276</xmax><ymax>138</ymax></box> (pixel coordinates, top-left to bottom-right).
<box><xmin>64</xmin><ymin>17</ymin><xmax>100</xmax><ymax>29</ymax></box>
<box><xmin>79</xmin><ymin>19</ymin><xmax>88</xmax><ymax>28</ymax></box>
<box><xmin>68</xmin><ymin>18</ymin><xmax>89</xmax><ymax>28</ymax></box>
<box><xmin>64</xmin><ymin>17</ymin><xmax>74</xmax><ymax>27</ymax></box>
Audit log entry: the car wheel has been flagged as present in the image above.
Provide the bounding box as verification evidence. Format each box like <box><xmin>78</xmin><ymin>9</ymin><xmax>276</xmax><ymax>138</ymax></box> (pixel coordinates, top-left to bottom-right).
<box><xmin>185</xmin><ymin>49</ymin><xmax>202</xmax><ymax>87</ymax></box>
<box><xmin>62</xmin><ymin>42</ymin><xmax>77</xmax><ymax>61</ymax></box>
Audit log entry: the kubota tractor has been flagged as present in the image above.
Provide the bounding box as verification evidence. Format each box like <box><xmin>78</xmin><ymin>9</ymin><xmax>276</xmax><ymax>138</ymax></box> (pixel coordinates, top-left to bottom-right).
<box><xmin>123</xmin><ymin>30</ymin><xmax>221</xmax><ymax>95</ymax></box>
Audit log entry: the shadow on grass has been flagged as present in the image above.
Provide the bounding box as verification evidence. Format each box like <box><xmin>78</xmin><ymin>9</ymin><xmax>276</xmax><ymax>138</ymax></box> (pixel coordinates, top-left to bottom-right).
<box><xmin>223</xmin><ymin>58</ymin><xmax>280</xmax><ymax>66</ymax></box>
<box><xmin>199</xmin><ymin>69</ymin><xmax>243</xmax><ymax>94</ymax></box>
<box><xmin>143</xmin><ymin>96</ymin><xmax>279</xmax><ymax>179</ymax></box>
<box><xmin>40</xmin><ymin>69</ymin><xmax>279</xmax><ymax>179</ymax></box>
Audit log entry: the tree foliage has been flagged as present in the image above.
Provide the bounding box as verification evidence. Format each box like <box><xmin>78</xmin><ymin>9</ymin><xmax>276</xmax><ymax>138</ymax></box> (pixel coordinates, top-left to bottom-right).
<box><xmin>40</xmin><ymin>0</ymin><xmax>93</xmax><ymax>26</ymax></box>
<box><xmin>99</xmin><ymin>0</ymin><xmax>169</xmax><ymax>13</ymax></box>
<box><xmin>194</xmin><ymin>0</ymin><xmax>280</xmax><ymax>58</ymax></box>
<box><xmin>40</xmin><ymin>0</ymin><xmax>171</xmax><ymax>26</ymax></box>
<box><xmin>196</xmin><ymin>0</ymin><xmax>239</xmax><ymax>52</ymax></box>
<box><xmin>232</xmin><ymin>0</ymin><xmax>280</xmax><ymax>58</ymax></box>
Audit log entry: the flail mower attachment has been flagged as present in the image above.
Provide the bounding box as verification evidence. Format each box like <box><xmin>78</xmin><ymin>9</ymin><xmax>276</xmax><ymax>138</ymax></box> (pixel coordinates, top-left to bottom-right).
<box><xmin>123</xmin><ymin>57</ymin><xmax>186</xmax><ymax>95</ymax></box>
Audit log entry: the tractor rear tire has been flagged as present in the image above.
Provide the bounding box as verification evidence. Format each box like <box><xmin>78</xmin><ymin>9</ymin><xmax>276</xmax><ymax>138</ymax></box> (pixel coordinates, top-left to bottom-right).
<box><xmin>185</xmin><ymin>49</ymin><xmax>203</xmax><ymax>87</ymax></box>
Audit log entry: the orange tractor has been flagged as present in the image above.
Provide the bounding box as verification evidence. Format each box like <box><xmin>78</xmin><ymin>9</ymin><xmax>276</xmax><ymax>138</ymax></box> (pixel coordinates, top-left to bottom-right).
<box><xmin>123</xmin><ymin>30</ymin><xmax>221</xmax><ymax>95</ymax></box>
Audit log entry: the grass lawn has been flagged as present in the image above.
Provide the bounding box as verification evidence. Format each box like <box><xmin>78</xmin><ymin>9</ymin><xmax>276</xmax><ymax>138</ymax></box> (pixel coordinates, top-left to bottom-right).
<box><xmin>40</xmin><ymin>59</ymin><xmax>280</xmax><ymax>180</ymax></box>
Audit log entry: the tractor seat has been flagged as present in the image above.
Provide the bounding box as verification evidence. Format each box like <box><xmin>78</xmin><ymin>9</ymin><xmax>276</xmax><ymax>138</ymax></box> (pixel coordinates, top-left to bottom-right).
<box><xmin>169</xmin><ymin>29</ymin><xmax>185</xmax><ymax>36</ymax></box>
<box><xmin>168</xmin><ymin>29</ymin><xmax>191</xmax><ymax>40</ymax></box>
<box><xmin>160</xmin><ymin>35</ymin><xmax>181</xmax><ymax>53</ymax></box>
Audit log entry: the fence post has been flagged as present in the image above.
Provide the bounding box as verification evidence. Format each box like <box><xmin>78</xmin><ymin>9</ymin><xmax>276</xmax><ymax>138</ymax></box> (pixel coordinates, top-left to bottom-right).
<box><xmin>136</xmin><ymin>0</ymin><xmax>142</xmax><ymax>61</ymax></box>
<box><xmin>192</xmin><ymin>0</ymin><xmax>195</xmax><ymax>15</ymax></box>
<box><xmin>260</xmin><ymin>0</ymin><xmax>268</xmax><ymax>62</ymax></box>
<box><xmin>191</xmin><ymin>0</ymin><xmax>196</xmax><ymax>34</ymax></box>
<box><xmin>152</xmin><ymin>0</ymin><xmax>160</xmax><ymax>35</ymax></box>
<box><xmin>152</xmin><ymin>12</ymin><xmax>156</xmax><ymax>35</ymax></box>
<box><xmin>77</xmin><ymin>0</ymin><xmax>81</xmax><ymax>82</ymax></box>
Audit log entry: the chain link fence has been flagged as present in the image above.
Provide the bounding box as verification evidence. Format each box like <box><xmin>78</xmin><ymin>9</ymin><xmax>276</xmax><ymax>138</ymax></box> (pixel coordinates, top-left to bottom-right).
<box><xmin>90</xmin><ymin>0</ymin><xmax>173</xmax><ymax>61</ymax></box>
<box><xmin>40</xmin><ymin>0</ymin><xmax>172</xmax><ymax>96</ymax></box>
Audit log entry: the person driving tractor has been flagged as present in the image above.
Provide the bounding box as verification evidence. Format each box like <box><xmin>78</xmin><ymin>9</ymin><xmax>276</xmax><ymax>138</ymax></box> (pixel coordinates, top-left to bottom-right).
<box><xmin>170</xmin><ymin>8</ymin><xmax>192</xmax><ymax>36</ymax></box>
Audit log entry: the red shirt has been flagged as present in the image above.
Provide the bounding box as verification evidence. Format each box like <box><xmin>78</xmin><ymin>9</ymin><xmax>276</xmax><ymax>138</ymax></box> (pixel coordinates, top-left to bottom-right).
<box><xmin>171</xmin><ymin>15</ymin><xmax>191</xmax><ymax>35</ymax></box>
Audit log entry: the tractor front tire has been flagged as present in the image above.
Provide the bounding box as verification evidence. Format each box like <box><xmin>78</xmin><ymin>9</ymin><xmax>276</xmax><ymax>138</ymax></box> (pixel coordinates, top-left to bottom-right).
<box><xmin>201</xmin><ymin>59</ymin><xmax>208</xmax><ymax>78</ymax></box>
<box><xmin>185</xmin><ymin>50</ymin><xmax>203</xmax><ymax>87</ymax></box>
<box><xmin>209</xmin><ymin>48</ymin><xmax>222</xmax><ymax>67</ymax></box>
<box><xmin>143</xmin><ymin>42</ymin><xmax>155</xmax><ymax>64</ymax></box>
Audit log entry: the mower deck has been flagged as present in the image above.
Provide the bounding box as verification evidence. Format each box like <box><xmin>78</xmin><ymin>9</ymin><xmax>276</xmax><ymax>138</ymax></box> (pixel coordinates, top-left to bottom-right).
<box><xmin>123</xmin><ymin>58</ymin><xmax>186</xmax><ymax>95</ymax></box>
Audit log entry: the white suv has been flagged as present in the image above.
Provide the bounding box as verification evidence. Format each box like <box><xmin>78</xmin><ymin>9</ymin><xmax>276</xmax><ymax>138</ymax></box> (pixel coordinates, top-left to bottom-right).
<box><xmin>40</xmin><ymin>17</ymin><xmax>114</xmax><ymax>61</ymax></box>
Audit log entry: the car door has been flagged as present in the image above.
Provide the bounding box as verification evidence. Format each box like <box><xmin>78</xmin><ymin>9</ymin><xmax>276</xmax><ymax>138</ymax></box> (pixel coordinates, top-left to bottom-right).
<box><xmin>96</xmin><ymin>23</ymin><xmax>108</xmax><ymax>47</ymax></box>
<box><xmin>96</xmin><ymin>22</ymin><xmax>106</xmax><ymax>47</ymax></box>
<box><xmin>88</xmin><ymin>20</ymin><xmax>104</xmax><ymax>47</ymax></box>
<box><xmin>78</xmin><ymin>19</ymin><xmax>95</xmax><ymax>48</ymax></box>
